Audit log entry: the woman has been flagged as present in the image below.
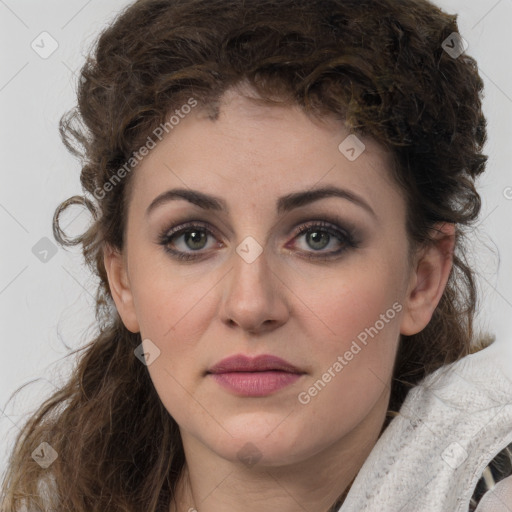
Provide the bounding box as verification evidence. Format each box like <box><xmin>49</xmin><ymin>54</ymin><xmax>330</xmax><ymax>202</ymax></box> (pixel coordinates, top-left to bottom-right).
<box><xmin>1</xmin><ymin>0</ymin><xmax>511</xmax><ymax>510</ymax></box>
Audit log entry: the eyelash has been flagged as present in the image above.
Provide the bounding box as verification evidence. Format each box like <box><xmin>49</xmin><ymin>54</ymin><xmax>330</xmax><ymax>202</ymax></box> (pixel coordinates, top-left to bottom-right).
<box><xmin>157</xmin><ymin>218</ymin><xmax>360</xmax><ymax>262</ymax></box>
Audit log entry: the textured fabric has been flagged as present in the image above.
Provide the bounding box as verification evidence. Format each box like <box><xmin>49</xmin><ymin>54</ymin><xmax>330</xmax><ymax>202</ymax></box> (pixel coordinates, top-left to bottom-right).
<box><xmin>475</xmin><ymin>475</ymin><xmax>512</xmax><ymax>512</ymax></box>
<box><xmin>338</xmin><ymin>346</ymin><xmax>512</xmax><ymax>512</ymax></box>
<box><xmin>470</xmin><ymin>443</ymin><xmax>512</xmax><ymax>510</ymax></box>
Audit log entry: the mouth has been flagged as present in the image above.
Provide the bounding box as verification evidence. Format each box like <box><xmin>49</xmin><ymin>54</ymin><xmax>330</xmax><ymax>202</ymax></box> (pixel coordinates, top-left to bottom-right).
<box><xmin>207</xmin><ymin>354</ymin><xmax>305</xmax><ymax>397</ymax></box>
<box><xmin>208</xmin><ymin>354</ymin><xmax>303</xmax><ymax>374</ymax></box>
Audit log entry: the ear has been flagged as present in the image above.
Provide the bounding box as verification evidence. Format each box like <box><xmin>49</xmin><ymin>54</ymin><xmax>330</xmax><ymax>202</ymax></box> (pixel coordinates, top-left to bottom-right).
<box><xmin>103</xmin><ymin>244</ymin><xmax>140</xmax><ymax>333</ymax></box>
<box><xmin>400</xmin><ymin>222</ymin><xmax>455</xmax><ymax>336</ymax></box>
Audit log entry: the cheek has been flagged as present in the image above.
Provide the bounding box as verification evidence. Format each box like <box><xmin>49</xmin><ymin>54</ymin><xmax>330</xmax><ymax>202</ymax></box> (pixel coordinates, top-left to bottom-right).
<box><xmin>131</xmin><ymin>273</ymin><xmax>213</xmax><ymax>427</ymax></box>
<box><xmin>129</xmin><ymin>251</ymin><xmax>218</xmax><ymax>342</ymax></box>
<box><xmin>293</xmin><ymin>303</ymin><xmax>401</xmax><ymax>453</ymax></box>
<box><xmin>299</xmin><ymin>253</ymin><xmax>404</xmax><ymax>350</ymax></box>
<box><xmin>292</xmin><ymin>257</ymin><xmax>404</xmax><ymax>419</ymax></box>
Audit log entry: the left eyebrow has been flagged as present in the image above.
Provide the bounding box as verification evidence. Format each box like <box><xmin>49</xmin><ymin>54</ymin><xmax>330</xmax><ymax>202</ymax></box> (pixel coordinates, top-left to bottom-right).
<box><xmin>146</xmin><ymin>188</ymin><xmax>229</xmax><ymax>217</ymax></box>
<box><xmin>145</xmin><ymin>185</ymin><xmax>376</xmax><ymax>219</ymax></box>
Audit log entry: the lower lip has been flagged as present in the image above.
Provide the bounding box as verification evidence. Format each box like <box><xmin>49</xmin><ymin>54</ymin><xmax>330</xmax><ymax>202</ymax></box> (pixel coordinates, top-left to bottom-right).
<box><xmin>209</xmin><ymin>371</ymin><xmax>302</xmax><ymax>396</ymax></box>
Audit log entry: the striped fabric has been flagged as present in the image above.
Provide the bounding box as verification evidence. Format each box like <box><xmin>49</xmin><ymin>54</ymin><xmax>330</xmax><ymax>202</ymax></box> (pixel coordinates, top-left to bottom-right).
<box><xmin>470</xmin><ymin>443</ymin><xmax>512</xmax><ymax>511</ymax></box>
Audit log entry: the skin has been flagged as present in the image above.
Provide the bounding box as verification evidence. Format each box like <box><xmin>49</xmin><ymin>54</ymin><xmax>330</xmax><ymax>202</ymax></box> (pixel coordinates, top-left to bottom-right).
<box><xmin>104</xmin><ymin>84</ymin><xmax>455</xmax><ymax>512</ymax></box>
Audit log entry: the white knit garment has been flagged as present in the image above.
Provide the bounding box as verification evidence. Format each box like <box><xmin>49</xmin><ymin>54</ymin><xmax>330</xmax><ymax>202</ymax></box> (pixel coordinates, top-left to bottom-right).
<box><xmin>338</xmin><ymin>345</ymin><xmax>512</xmax><ymax>512</ymax></box>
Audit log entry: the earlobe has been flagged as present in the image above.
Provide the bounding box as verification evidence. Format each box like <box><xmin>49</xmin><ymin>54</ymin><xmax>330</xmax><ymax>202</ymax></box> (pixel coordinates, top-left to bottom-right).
<box><xmin>103</xmin><ymin>244</ymin><xmax>140</xmax><ymax>333</ymax></box>
<box><xmin>400</xmin><ymin>223</ymin><xmax>455</xmax><ymax>336</ymax></box>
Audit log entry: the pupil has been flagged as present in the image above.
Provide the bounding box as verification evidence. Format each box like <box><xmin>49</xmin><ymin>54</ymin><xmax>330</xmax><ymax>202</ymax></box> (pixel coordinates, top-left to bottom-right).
<box><xmin>186</xmin><ymin>231</ymin><xmax>206</xmax><ymax>250</ymax></box>
<box><xmin>308</xmin><ymin>231</ymin><xmax>329</xmax><ymax>250</ymax></box>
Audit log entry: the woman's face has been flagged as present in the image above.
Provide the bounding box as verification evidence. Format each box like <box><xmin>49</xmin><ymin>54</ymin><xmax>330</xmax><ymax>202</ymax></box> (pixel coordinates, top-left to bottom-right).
<box><xmin>105</xmin><ymin>87</ymin><xmax>446</xmax><ymax>469</ymax></box>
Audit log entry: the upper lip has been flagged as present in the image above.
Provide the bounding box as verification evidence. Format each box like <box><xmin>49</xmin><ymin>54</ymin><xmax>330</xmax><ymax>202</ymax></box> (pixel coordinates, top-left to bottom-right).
<box><xmin>208</xmin><ymin>354</ymin><xmax>304</xmax><ymax>374</ymax></box>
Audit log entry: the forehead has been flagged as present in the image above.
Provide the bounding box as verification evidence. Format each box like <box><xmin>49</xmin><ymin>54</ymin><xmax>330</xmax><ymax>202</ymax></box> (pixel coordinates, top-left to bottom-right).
<box><xmin>128</xmin><ymin>89</ymin><xmax>401</xmax><ymax>219</ymax></box>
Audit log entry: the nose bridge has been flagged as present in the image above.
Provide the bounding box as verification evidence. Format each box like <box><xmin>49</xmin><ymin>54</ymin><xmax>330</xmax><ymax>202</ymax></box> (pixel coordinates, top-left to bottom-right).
<box><xmin>230</xmin><ymin>236</ymin><xmax>274</xmax><ymax>305</ymax></box>
<box><xmin>220</xmin><ymin>235</ymin><xmax>287</xmax><ymax>331</ymax></box>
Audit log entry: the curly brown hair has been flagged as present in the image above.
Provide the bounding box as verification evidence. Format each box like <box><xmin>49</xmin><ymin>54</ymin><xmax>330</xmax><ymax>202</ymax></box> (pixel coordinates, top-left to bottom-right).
<box><xmin>1</xmin><ymin>0</ymin><xmax>490</xmax><ymax>510</ymax></box>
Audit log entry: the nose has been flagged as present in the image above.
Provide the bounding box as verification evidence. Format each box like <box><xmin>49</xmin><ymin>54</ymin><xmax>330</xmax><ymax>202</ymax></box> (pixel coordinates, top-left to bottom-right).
<box><xmin>219</xmin><ymin>241</ymin><xmax>290</xmax><ymax>335</ymax></box>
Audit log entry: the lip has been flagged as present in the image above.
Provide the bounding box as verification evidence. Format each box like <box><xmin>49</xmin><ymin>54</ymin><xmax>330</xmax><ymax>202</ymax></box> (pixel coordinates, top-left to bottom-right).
<box><xmin>207</xmin><ymin>354</ymin><xmax>305</xmax><ymax>397</ymax></box>
<box><xmin>208</xmin><ymin>354</ymin><xmax>303</xmax><ymax>374</ymax></box>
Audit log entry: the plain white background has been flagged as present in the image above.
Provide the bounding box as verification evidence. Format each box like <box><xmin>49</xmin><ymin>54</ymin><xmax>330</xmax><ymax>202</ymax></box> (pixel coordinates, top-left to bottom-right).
<box><xmin>1</xmin><ymin>0</ymin><xmax>511</xmax><ymax>478</ymax></box>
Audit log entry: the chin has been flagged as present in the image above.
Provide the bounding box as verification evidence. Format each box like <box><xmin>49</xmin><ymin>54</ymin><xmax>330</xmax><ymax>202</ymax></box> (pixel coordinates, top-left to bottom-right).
<box><xmin>201</xmin><ymin>413</ymin><xmax>326</xmax><ymax>468</ymax></box>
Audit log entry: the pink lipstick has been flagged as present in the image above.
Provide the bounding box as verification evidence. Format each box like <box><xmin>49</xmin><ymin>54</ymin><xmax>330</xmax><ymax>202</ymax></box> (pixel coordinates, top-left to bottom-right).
<box><xmin>207</xmin><ymin>354</ymin><xmax>304</xmax><ymax>396</ymax></box>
